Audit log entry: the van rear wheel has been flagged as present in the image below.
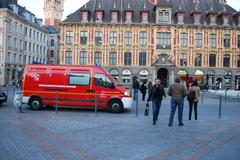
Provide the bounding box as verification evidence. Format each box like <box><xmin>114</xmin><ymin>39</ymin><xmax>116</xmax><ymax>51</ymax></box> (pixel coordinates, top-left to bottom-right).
<box><xmin>29</xmin><ymin>97</ymin><xmax>42</xmax><ymax>110</ymax></box>
<box><xmin>108</xmin><ymin>100</ymin><xmax>123</xmax><ymax>113</ymax></box>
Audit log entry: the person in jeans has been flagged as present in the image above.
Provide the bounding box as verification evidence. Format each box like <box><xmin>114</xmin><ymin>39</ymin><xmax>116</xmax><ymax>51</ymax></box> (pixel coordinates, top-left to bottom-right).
<box><xmin>188</xmin><ymin>80</ymin><xmax>201</xmax><ymax>121</ymax></box>
<box><xmin>147</xmin><ymin>79</ymin><xmax>166</xmax><ymax>125</ymax></box>
<box><xmin>132</xmin><ymin>77</ymin><xmax>140</xmax><ymax>101</ymax></box>
<box><xmin>168</xmin><ymin>78</ymin><xmax>187</xmax><ymax>127</ymax></box>
<box><xmin>140</xmin><ymin>82</ymin><xmax>147</xmax><ymax>101</ymax></box>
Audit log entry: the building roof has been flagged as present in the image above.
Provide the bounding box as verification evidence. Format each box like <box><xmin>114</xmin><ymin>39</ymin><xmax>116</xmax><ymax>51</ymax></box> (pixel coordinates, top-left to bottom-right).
<box><xmin>0</xmin><ymin>0</ymin><xmax>44</xmax><ymax>28</ymax></box>
<box><xmin>62</xmin><ymin>0</ymin><xmax>239</xmax><ymax>26</ymax></box>
<box><xmin>44</xmin><ymin>25</ymin><xmax>60</xmax><ymax>34</ymax></box>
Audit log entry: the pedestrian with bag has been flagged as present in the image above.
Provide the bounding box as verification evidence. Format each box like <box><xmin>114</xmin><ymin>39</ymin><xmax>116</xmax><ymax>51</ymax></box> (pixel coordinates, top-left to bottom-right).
<box><xmin>140</xmin><ymin>82</ymin><xmax>147</xmax><ymax>101</ymax></box>
<box><xmin>168</xmin><ymin>78</ymin><xmax>187</xmax><ymax>127</ymax></box>
<box><xmin>187</xmin><ymin>80</ymin><xmax>201</xmax><ymax>121</ymax></box>
<box><xmin>132</xmin><ymin>77</ymin><xmax>140</xmax><ymax>101</ymax></box>
<box><xmin>147</xmin><ymin>79</ymin><xmax>166</xmax><ymax>125</ymax></box>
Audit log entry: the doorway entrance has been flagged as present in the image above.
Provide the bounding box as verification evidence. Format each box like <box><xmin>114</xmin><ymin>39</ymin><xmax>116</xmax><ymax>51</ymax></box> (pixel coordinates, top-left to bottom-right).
<box><xmin>157</xmin><ymin>68</ymin><xmax>168</xmax><ymax>88</ymax></box>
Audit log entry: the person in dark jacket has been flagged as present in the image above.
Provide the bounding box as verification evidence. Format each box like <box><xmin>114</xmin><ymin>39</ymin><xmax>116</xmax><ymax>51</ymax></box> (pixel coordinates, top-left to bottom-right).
<box><xmin>147</xmin><ymin>81</ymin><xmax>152</xmax><ymax>95</ymax></box>
<box><xmin>147</xmin><ymin>79</ymin><xmax>166</xmax><ymax>125</ymax></box>
<box><xmin>132</xmin><ymin>77</ymin><xmax>140</xmax><ymax>101</ymax></box>
<box><xmin>140</xmin><ymin>82</ymin><xmax>147</xmax><ymax>101</ymax></box>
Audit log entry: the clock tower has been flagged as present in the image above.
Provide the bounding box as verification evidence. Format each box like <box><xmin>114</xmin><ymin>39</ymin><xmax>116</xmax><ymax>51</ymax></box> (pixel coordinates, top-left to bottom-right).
<box><xmin>43</xmin><ymin>0</ymin><xmax>64</xmax><ymax>29</ymax></box>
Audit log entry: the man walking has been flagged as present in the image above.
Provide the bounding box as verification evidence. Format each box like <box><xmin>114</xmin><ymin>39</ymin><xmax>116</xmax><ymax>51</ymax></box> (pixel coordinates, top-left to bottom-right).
<box><xmin>168</xmin><ymin>78</ymin><xmax>187</xmax><ymax>127</ymax></box>
<box><xmin>147</xmin><ymin>79</ymin><xmax>166</xmax><ymax>125</ymax></box>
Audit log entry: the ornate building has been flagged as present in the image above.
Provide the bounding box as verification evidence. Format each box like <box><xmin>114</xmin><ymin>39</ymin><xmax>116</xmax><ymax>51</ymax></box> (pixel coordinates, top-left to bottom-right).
<box><xmin>60</xmin><ymin>0</ymin><xmax>240</xmax><ymax>89</ymax></box>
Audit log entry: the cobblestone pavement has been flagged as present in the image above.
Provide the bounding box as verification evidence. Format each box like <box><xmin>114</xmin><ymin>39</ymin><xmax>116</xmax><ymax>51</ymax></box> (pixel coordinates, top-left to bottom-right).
<box><xmin>0</xmin><ymin>88</ymin><xmax>240</xmax><ymax>160</ymax></box>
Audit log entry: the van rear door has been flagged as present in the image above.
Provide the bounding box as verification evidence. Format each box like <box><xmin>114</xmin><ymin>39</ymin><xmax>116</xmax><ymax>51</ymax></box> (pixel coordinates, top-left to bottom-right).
<box><xmin>67</xmin><ymin>71</ymin><xmax>94</xmax><ymax>107</ymax></box>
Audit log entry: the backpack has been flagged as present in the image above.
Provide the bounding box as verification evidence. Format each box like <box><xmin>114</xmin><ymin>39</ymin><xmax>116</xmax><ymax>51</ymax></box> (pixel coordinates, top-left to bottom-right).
<box><xmin>187</xmin><ymin>90</ymin><xmax>196</xmax><ymax>101</ymax></box>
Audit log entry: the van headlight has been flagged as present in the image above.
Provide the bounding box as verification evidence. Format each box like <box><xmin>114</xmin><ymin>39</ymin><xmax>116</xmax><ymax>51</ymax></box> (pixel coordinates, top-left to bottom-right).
<box><xmin>124</xmin><ymin>91</ymin><xmax>130</xmax><ymax>96</ymax></box>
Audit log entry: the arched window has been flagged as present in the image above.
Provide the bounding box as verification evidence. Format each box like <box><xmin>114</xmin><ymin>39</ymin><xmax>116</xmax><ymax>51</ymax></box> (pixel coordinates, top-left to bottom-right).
<box><xmin>158</xmin><ymin>12</ymin><xmax>163</xmax><ymax>23</ymax></box>
<box><xmin>164</xmin><ymin>12</ymin><xmax>169</xmax><ymax>22</ymax></box>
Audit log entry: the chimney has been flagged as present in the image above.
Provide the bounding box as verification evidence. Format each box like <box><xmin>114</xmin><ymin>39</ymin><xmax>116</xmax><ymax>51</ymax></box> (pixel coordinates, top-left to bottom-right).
<box><xmin>149</xmin><ymin>0</ymin><xmax>159</xmax><ymax>5</ymax></box>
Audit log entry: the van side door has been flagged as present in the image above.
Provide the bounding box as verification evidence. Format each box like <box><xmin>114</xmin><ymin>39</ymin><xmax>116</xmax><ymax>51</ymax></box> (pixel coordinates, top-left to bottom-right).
<box><xmin>67</xmin><ymin>72</ymin><xmax>94</xmax><ymax>107</ymax></box>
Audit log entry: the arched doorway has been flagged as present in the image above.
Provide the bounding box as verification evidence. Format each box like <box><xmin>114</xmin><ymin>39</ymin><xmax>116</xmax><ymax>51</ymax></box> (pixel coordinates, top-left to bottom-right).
<box><xmin>157</xmin><ymin>68</ymin><xmax>168</xmax><ymax>88</ymax></box>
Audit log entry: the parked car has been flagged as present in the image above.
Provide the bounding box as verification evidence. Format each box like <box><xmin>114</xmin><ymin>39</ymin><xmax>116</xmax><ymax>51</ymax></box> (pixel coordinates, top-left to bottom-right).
<box><xmin>0</xmin><ymin>90</ymin><xmax>7</xmax><ymax>106</ymax></box>
<box><xmin>21</xmin><ymin>64</ymin><xmax>132</xmax><ymax>113</ymax></box>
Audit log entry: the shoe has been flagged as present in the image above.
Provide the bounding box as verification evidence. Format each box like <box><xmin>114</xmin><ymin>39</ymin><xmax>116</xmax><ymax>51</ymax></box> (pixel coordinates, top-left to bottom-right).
<box><xmin>189</xmin><ymin>120</ymin><xmax>191</xmax><ymax>122</ymax></box>
<box><xmin>194</xmin><ymin>119</ymin><xmax>198</xmax><ymax>122</ymax></box>
<box><xmin>153</xmin><ymin>122</ymin><xmax>156</xmax><ymax>125</ymax></box>
<box><xmin>179</xmin><ymin>123</ymin><xmax>184</xmax><ymax>126</ymax></box>
<box><xmin>19</xmin><ymin>111</ymin><xmax>24</xmax><ymax>113</ymax></box>
<box><xmin>168</xmin><ymin>124</ymin><xmax>172</xmax><ymax>127</ymax></box>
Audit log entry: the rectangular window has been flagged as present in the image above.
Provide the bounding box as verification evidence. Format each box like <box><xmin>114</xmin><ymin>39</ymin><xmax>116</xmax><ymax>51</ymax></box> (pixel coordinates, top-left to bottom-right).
<box><xmin>80</xmin><ymin>31</ymin><xmax>88</xmax><ymax>44</ymax></box>
<box><xmin>210</xmin><ymin>16</ymin><xmax>216</xmax><ymax>25</ymax></box>
<box><xmin>50</xmin><ymin>50</ymin><xmax>54</xmax><ymax>58</ymax></box>
<box><xmin>223</xmin><ymin>54</ymin><xmax>230</xmax><ymax>67</ymax></box>
<box><xmin>111</xmin><ymin>12</ymin><xmax>118</xmax><ymax>23</ymax></box>
<box><xmin>139</xmin><ymin>52</ymin><xmax>147</xmax><ymax>66</ymax></box>
<box><xmin>24</xmin><ymin>41</ymin><xmax>27</xmax><ymax>50</ymax></box>
<box><xmin>195</xmin><ymin>53</ymin><xmax>202</xmax><ymax>67</ymax></box>
<box><xmin>180</xmin><ymin>33</ymin><xmax>188</xmax><ymax>47</ymax></box>
<box><xmin>237</xmin><ymin>55</ymin><xmax>240</xmax><ymax>68</ymax></box>
<box><xmin>223</xmin><ymin>16</ymin><xmax>229</xmax><ymax>25</ymax></box>
<box><xmin>140</xmin><ymin>31</ymin><xmax>147</xmax><ymax>45</ymax></box>
<box><xmin>142</xmin><ymin>12</ymin><xmax>148</xmax><ymax>23</ymax></box>
<box><xmin>25</xmin><ymin>27</ymin><xmax>27</xmax><ymax>36</ymax></box>
<box><xmin>33</xmin><ymin>44</ymin><xmax>35</xmax><ymax>52</ymax></box>
<box><xmin>237</xmin><ymin>35</ymin><xmax>240</xmax><ymax>48</ymax></box>
<box><xmin>94</xmin><ymin>52</ymin><xmax>102</xmax><ymax>65</ymax></box>
<box><xmin>19</xmin><ymin>39</ymin><xmax>23</xmax><ymax>50</ymax></box>
<box><xmin>126</xmin><ymin>12</ymin><xmax>132</xmax><ymax>23</ymax></box>
<box><xmin>94</xmin><ymin>73</ymin><xmax>112</xmax><ymax>87</ymax></box>
<box><xmin>69</xmin><ymin>73</ymin><xmax>90</xmax><ymax>85</ymax></box>
<box><xmin>224</xmin><ymin>34</ymin><xmax>230</xmax><ymax>48</ymax></box>
<box><xmin>124</xmin><ymin>31</ymin><xmax>132</xmax><ymax>45</ymax></box>
<box><xmin>195</xmin><ymin>33</ymin><xmax>202</xmax><ymax>48</ymax></box>
<box><xmin>110</xmin><ymin>31</ymin><xmax>117</xmax><ymax>45</ymax></box>
<box><xmin>29</xmin><ymin>29</ymin><xmax>32</xmax><ymax>38</ymax></box>
<box><xmin>124</xmin><ymin>52</ymin><xmax>132</xmax><ymax>66</ymax></box>
<box><xmin>180</xmin><ymin>53</ymin><xmax>187</xmax><ymax>66</ymax></box>
<box><xmin>65</xmin><ymin>51</ymin><xmax>72</xmax><ymax>64</ymax></box>
<box><xmin>14</xmin><ymin>37</ymin><xmax>17</xmax><ymax>48</ymax></box>
<box><xmin>33</xmin><ymin>30</ymin><xmax>35</xmax><ymax>39</ymax></box>
<box><xmin>66</xmin><ymin>31</ymin><xmax>73</xmax><ymax>45</ymax></box>
<box><xmin>156</xmin><ymin>32</ymin><xmax>171</xmax><ymax>49</ymax></box>
<box><xmin>29</xmin><ymin>42</ymin><xmax>31</xmax><ymax>52</ymax></box>
<box><xmin>51</xmin><ymin>39</ymin><xmax>54</xmax><ymax>46</ymax></box>
<box><xmin>194</xmin><ymin>14</ymin><xmax>200</xmax><ymax>24</ymax></box>
<box><xmin>96</xmin><ymin>12</ymin><xmax>103</xmax><ymax>22</ymax></box>
<box><xmin>178</xmin><ymin>14</ymin><xmax>184</xmax><ymax>24</ymax></box>
<box><xmin>209</xmin><ymin>34</ymin><xmax>217</xmax><ymax>48</ymax></box>
<box><xmin>109</xmin><ymin>52</ymin><xmax>117</xmax><ymax>66</ymax></box>
<box><xmin>82</xmin><ymin>12</ymin><xmax>88</xmax><ymax>22</ymax></box>
<box><xmin>80</xmin><ymin>51</ymin><xmax>88</xmax><ymax>65</ymax></box>
<box><xmin>209</xmin><ymin>54</ymin><xmax>216</xmax><ymax>67</ymax></box>
<box><xmin>8</xmin><ymin>35</ymin><xmax>11</xmax><ymax>47</ymax></box>
<box><xmin>95</xmin><ymin>31</ymin><xmax>102</xmax><ymax>45</ymax></box>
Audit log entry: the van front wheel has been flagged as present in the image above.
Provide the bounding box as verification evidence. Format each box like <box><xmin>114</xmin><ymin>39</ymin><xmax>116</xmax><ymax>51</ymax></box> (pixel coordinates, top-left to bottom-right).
<box><xmin>29</xmin><ymin>97</ymin><xmax>42</xmax><ymax>110</ymax></box>
<box><xmin>108</xmin><ymin>100</ymin><xmax>123</xmax><ymax>113</ymax></box>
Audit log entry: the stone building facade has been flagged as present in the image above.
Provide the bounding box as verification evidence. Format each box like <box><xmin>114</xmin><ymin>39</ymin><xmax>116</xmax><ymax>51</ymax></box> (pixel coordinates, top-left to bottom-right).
<box><xmin>0</xmin><ymin>0</ymin><xmax>48</xmax><ymax>86</ymax></box>
<box><xmin>59</xmin><ymin>0</ymin><xmax>240</xmax><ymax>89</ymax></box>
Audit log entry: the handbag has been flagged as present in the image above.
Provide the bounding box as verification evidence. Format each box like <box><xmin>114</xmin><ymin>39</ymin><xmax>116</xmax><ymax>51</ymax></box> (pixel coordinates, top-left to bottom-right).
<box><xmin>144</xmin><ymin>102</ymin><xmax>149</xmax><ymax>116</ymax></box>
<box><xmin>187</xmin><ymin>90</ymin><xmax>196</xmax><ymax>101</ymax></box>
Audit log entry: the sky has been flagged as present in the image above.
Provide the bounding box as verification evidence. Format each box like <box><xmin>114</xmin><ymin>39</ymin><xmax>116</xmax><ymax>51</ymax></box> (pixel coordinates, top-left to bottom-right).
<box><xmin>18</xmin><ymin>0</ymin><xmax>240</xmax><ymax>23</ymax></box>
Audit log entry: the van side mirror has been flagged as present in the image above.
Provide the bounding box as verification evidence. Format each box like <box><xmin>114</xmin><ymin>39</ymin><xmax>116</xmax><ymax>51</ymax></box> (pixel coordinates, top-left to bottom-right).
<box><xmin>110</xmin><ymin>82</ymin><xmax>115</xmax><ymax>89</ymax></box>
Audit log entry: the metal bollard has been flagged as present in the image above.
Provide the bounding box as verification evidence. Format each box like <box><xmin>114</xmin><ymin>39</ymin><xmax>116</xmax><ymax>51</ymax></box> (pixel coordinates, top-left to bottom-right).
<box><xmin>218</xmin><ymin>95</ymin><xmax>222</xmax><ymax>119</ymax></box>
<box><xmin>55</xmin><ymin>91</ymin><xmax>58</xmax><ymax>113</ymax></box>
<box><xmin>136</xmin><ymin>91</ymin><xmax>139</xmax><ymax>117</ymax></box>
<box><xmin>225</xmin><ymin>89</ymin><xmax>227</xmax><ymax>103</ymax></box>
<box><xmin>95</xmin><ymin>93</ymin><xmax>98</xmax><ymax>116</ymax></box>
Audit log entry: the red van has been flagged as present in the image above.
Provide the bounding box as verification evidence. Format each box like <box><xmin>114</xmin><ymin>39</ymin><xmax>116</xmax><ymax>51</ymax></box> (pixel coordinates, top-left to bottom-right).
<box><xmin>21</xmin><ymin>64</ymin><xmax>132</xmax><ymax>113</ymax></box>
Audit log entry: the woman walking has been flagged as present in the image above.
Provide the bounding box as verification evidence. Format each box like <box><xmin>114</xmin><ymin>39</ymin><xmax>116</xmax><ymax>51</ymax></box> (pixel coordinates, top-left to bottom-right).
<box><xmin>187</xmin><ymin>80</ymin><xmax>201</xmax><ymax>121</ymax></box>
